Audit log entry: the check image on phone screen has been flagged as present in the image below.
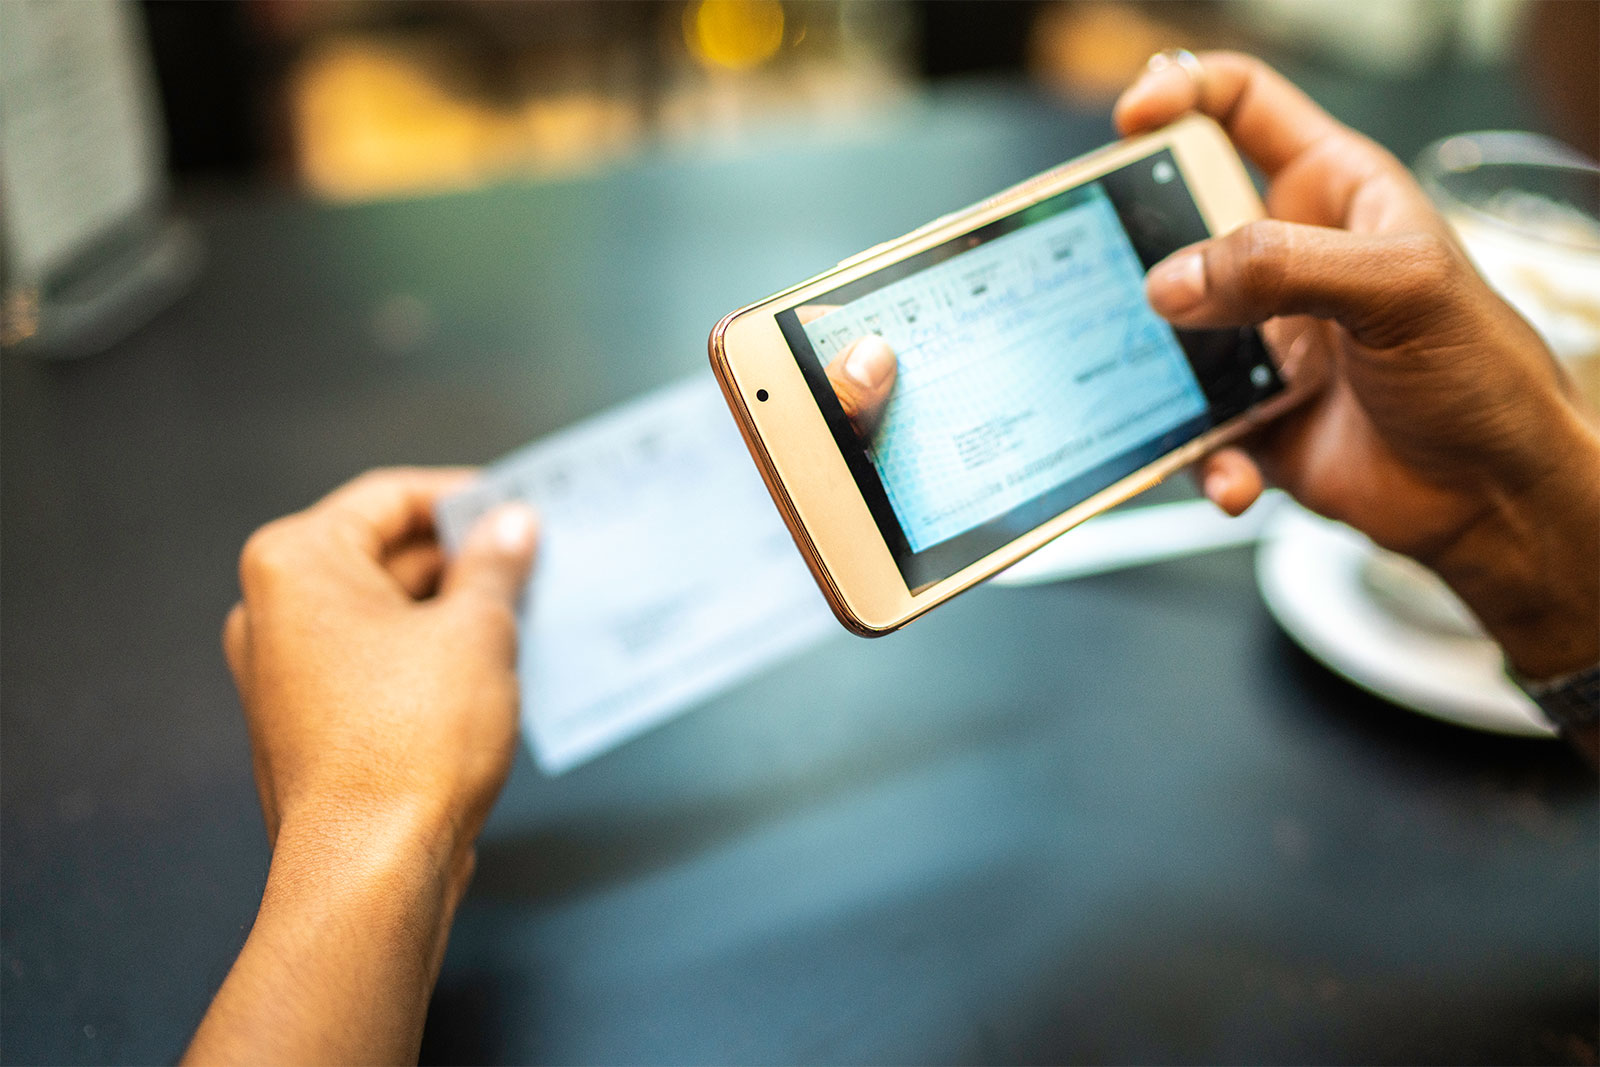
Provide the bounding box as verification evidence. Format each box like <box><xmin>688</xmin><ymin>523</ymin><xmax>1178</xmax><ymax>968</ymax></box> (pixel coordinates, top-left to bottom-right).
<box><xmin>801</xmin><ymin>183</ymin><xmax>1204</xmax><ymax>553</ymax></box>
<box><xmin>776</xmin><ymin>149</ymin><xmax>1282</xmax><ymax>592</ymax></box>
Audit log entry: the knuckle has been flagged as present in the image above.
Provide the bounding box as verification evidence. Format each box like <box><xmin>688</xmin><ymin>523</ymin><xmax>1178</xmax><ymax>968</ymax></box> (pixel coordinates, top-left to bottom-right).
<box><xmin>1356</xmin><ymin>232</ymin><xmax>1463</xmax><ymax>347</ymax></box>
<box><xmin>1224</xmin><ymin>220</ymin><xmax>1290</xmax><ymax>306</ymax></box>
<box><xmin>1392</xmin><ymin>231</ymin><xmax>1458</xmax><ymax>300</ymax></box>
<box><xmin>1207</xmin><ymin>49</ymin><xmax>1260</xmax><ymax>76</ymax></box>
<box><xmin>238</xmin><ymin>519</ymin><xmax>302</xmax><ymax>588</ymax></box>
<box><xmin>1206</xmin><ymin>50</ymin><xmax>1279</xmax><ymax>101</ymax></box>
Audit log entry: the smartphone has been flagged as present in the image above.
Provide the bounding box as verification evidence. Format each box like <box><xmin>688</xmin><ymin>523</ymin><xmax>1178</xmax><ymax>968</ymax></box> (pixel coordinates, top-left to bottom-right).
<box><xmin>709</xmin><ymin>114</ymin><xmax>1300</xmax><ymax>636</ymax></box>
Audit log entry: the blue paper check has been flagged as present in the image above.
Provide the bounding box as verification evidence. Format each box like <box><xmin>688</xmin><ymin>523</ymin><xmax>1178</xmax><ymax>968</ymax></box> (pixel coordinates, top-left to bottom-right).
<box><xmin>437</xmin><ymin>376</ymin><xmax>835</xmax><ymax>774</ymax></box>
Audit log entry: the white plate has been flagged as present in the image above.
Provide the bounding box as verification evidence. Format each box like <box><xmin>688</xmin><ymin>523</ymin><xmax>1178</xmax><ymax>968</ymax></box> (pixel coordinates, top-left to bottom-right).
<box><xmin>1254</xmin><ymin>502</ymin><xmax>1554</xmax><ymax>737</ymax></box>
<box><xmin>992</xmin><ymin>495</ymin><xmax>1279</xmax><ymax>586</ymax></box>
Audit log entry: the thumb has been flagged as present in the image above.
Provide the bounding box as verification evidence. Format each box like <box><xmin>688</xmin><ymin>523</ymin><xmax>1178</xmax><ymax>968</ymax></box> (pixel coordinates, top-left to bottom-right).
<box><xmin>440</xmin><ymin>502</ymin><xmax>540</xmax><ymax>617</ymax></box>
<box><xmin>1145</xmin><ymin>219</ymin><xmax>1466</xmax><ymax>350</ymax></box>
<box><xmin>825</xmin><ymin>334</ymin><xmax>899</xmax><ymax>437</ymax></box>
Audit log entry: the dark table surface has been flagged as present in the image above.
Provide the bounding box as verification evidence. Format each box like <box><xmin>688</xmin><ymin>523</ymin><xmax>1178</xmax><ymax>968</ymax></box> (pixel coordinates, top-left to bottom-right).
<box><xmin>3</xmin><ymin>74</ymin><xmax>1596</xmax><ymax>1066</ymax></box>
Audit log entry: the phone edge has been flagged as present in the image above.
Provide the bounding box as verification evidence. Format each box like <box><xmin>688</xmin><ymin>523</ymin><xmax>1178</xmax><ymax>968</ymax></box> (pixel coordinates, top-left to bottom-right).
<box><xmin>709</xmin><ymin>115</ymin><xmax>1305</xmax><ymax>636</ymax></box>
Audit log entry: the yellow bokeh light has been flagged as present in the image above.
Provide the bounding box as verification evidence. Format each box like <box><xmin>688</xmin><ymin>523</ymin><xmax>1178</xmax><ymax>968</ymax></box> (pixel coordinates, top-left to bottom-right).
<box><xmin>685</xmin><ymin>0</ymin><xmax>785</xmax><ymax>71</ymax></box>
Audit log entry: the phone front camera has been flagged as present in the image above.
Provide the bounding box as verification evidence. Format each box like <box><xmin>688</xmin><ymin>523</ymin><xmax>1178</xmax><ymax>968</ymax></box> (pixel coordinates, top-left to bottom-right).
<box><xmin>756</xmin><ymin>389</ymin><xmax>769</xmax><ymax>402</ymax></box>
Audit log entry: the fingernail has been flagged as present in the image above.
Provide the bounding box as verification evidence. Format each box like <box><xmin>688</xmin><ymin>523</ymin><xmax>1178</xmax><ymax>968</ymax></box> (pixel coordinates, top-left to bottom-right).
<box><xmin>1128</xmin><ymin>50</ymin><xmax>1195</xmax><ymax>100</ymax></box>
<box><xmin>1146</xmin><ymin>250</ymin><xmax>1206</xmax><ymax>316</ymax></box>
<box><xmin>845</xmin><ymin>335</ymin><xmax>895</xmax><ymax>389</ymax></box>
<box><xmin>489</xmin><ymin>504</ymin><xmax>539</xmax><ymax>554</ymax></box>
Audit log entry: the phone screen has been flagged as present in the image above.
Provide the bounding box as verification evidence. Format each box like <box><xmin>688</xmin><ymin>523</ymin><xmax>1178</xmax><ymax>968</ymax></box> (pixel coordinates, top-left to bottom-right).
<box><xmin>775</xmin><ymin>148</ymin><xmax>1282</xmax><ymax>592</ymax></box>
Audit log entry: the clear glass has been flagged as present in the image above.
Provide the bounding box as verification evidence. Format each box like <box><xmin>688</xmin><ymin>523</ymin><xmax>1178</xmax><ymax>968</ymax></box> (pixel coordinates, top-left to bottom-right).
<box><xmin>1416</xmin><ymin>131</ymin><xmax>1600</xmax><ymax>409</ymax></box>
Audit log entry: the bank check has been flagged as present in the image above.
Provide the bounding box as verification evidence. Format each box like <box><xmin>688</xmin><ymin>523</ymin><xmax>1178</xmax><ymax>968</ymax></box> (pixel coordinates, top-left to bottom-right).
<box><xmin>437</xmin><ymin>376</ymin><xmax>836</xmax><ymax>774</ymax></box>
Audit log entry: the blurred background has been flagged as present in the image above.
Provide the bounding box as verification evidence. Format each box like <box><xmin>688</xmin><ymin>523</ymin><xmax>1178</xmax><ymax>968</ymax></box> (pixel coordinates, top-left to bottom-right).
<box><xmin>4</xmin><ymin>6</ymin><xmax>1598</xmax><ymax>1064</ymax></box>
<box><xmin>6</xmin><ymin>0</ymin><xmax>1595</xmax><ymax>356</ymax></box>
<box><xmin>136</xmin><ymin>0</ymin><xmax>1600</xmax><ymax>200</ymax></box>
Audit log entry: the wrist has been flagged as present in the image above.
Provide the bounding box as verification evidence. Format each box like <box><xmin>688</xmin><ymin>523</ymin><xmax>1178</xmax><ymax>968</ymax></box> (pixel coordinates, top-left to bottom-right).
<box><xmin>275</xmin><ymin>775</ymin><xmax>483</xmax><ymax>883</ymax></box>
<box><xmin>264</xmin><ymin>798</ymin><xmax>476</xmax><ymax>960</ymax></box>
<box><xmin>1429</xmin><ymin>416</ymin><xmax>1600</xmax><ymax>680</ymax></box>
<box><xmin>197</xmin><ymin>800</ymin><xmax>475</xmax><ymax>1066</ymax></box>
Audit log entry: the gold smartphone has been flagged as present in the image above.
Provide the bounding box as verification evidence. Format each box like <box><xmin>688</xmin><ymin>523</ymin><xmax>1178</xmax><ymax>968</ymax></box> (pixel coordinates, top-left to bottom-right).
<box><xmin>709</xmin><ymin>115</ymin><xmax>1301</xmax><ymax>636</ymax></box>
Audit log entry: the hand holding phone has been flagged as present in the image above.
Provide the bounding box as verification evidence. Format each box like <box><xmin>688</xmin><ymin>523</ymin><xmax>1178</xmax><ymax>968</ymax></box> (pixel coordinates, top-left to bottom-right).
<box><xmin>711</xmin><ymin>115</ymin><xmax>1303</xmax><ymax>634</ymax></box>
<box><xmin>1116</xmin><ymin>52</ymin><xmax>1600</xmax><ymax>690</ymax></box>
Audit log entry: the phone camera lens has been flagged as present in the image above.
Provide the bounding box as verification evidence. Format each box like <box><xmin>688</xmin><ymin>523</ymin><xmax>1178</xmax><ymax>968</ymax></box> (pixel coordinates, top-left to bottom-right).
<box><xmin>756</xmin><ymin>389</ymin><xmax>769</xmax><ymax>402</ymax></box>
<box><xmin>1152</xmin><ymin>160</ymin><xmax>1176</xmax><ymax>184</ymax></box>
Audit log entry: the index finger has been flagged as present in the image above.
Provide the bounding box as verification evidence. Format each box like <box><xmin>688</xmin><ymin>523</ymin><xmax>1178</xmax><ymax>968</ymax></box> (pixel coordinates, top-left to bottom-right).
<box><xmin>313</xmin><ymin>466</ymin><xmax>477</xmax><ymax>558</ymax></box>
<box><xmin>1113</xmin><ymin>51</ymin><xmax>1376</xmax><ymax>182</ymax></box>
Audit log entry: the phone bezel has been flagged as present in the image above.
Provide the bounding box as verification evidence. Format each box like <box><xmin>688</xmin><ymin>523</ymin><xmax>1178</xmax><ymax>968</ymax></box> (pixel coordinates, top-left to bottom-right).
<box><xmin>709</xmin><ymin>114</ymin><xmax>1303</xmax><ymax>636</ymax></box>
